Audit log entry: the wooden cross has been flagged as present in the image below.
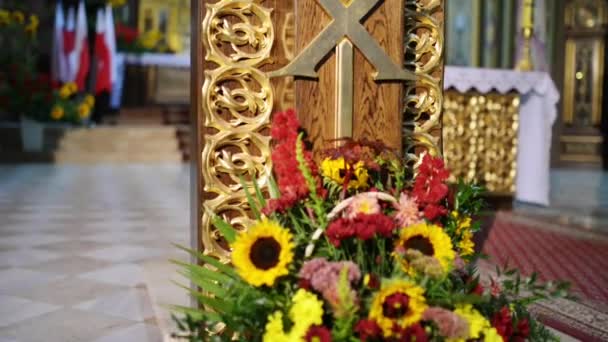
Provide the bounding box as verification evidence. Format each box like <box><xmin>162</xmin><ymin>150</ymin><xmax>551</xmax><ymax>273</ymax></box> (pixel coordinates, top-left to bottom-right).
<box><xmin>270</xmin><ymin>0</ymin><xmax>415</xmax><ymax>139</ymax></box>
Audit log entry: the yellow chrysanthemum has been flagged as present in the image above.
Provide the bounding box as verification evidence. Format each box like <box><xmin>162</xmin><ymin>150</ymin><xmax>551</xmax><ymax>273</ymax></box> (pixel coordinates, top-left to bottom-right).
<box><xmin>263</xmin><ymin>289</ymin><xmax>324</xmax><ymax>342</ymax></box>
<box><xmin>78</xmin><ymin>103</ymin><xmax>90</xmax><ymax>119</ymax></box>
<box><xmin>50</xmin><ymin>106</ymin><xmax>64</xmax><ymax>120</ymax></box>
<box><xmin>320</xmin><ymin>157</ymin><xmax>369</xmax><ymax>190</ymax></box>
<box><xmin>139</xmin><ymin>30</ymin><xmax>162</xmax><ymax>49</ymax></box>
<box><xmin>108</xmin><ymin>0</ymin><xmax>127</xmax><ymax>7</ymax></box>
<box><xmin>448</xmin><ymin>304</ymin><xmax>501</xmax><ymax>342</ymax></box>
<box><xmin>25</xmin><ymin>14</ymin><xmax>38</xmax><ymax>33</ymax></box>
<box><xmin>451</xmin><ymin>211</ymin><xmax>475</xmax><ymax>257</ymax></box>
<box><xmin>231</xmin><ymin>219</ymin><xmax>294</xmax><ymax>287</ymax></box>
<box><xmin>0</xmin><ymin>10</ymin><xmax>10</xmax><ymax>25</ymax></box>
<box><xmin>59</xmin><ymin>83</ymin><xmax>75</xmax><ymax>99</ymax></box>
<box><xmin>68</xmin><ymin>82</ymin><xmax>78</xmax><ymax>93</ymax></box>
<box><xmin>458</xmin><ymin>230</ymin><xmax>475</xmax><ymax>257</ymax></box>
<box><xmin>369</xmin><ymin>281</ymin><xmax>427</xmax><ymax>337</ymax></box>
<box><xmin>395</xmin><ymin>223</ymin><xmax>455</xmax><ymax>276</ymax></box>
<box><xmin>12</xmin><ymin>11</ymin><xmax>24</xmax><ymax>24</ymax></box>
<box><xmin>84</xmin><ymin>95</ymin><xmax>95</xmax><ymax>107</ymax></box>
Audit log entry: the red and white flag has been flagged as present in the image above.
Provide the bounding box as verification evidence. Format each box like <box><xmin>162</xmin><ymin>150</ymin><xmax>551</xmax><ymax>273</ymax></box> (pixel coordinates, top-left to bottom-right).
<box><xmin>94</xmin><ymin>9</ymin><xmax>110</xmax><ymax>94</ymax></box>
<box><xmin>63</xmin><ymin>6</ymin><xmax>76</xmax><ymax>82</ymax></box>
<box><xmin>94</xmin><ymin>4</ymin><xmax>117</xmax><ymax>94</ymax></box>
<box><xmin>73</xmin><ymin>0</ymin><xmax>90</xmax><ymax>91</ymax></box>
<box><xmin>51</xmin><ymin>1</ymin><xmax>69</xmax><ymax>84</ymax></box>
<box><xmin>105</xmin><ymin>4</ymin><xmax>117</xmax><ymax>86</ymax></box>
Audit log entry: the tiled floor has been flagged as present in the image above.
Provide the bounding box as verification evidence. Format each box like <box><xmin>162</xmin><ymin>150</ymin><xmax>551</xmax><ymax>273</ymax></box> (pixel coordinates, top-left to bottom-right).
<box><xmin>0</xmin><ymin>164</ymin><xmax>190</xmax><ymax>342</ymax></box>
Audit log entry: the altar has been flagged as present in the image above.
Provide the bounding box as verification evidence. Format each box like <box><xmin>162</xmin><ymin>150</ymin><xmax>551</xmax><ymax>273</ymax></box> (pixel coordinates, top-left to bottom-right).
<box><xmin>443</xmin><ymin>66</ymin><xmax>559</xmax><ymax>206</ymax></box>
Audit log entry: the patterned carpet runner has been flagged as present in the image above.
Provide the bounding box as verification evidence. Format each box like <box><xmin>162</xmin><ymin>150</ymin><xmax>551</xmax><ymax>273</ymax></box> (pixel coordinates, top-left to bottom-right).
<box><xmin>482</xmin><ymin>212</ymin><xmax>608</xmax><ymax>341</ymax></box>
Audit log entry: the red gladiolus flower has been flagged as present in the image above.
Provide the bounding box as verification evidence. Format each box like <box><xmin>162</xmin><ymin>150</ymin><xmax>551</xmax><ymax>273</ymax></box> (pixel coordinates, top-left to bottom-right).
<box><xmin>515</xmin><ymin>318</ymin><xmax>530</xmax><ymax>339</ymax></box>
<box><xmin>354</xmin><ymin>319</ymin><xmax>382</xmax><ymax>342</ymax></box>
<box><xmin>412</xmin><ymin>155</ymin><xmax>450</xmax><ymax>221</ymax></box>
<box><xmin>262</xmin><ymin>109</ymin><xmax>323</xmax><ymax>214</ymax></box>
<box><xmin>305</xmin><ymin>325</ymin><xmax>332</xmax><ymax>342</ymax></box>
<box><xmin>491</xmin><ymin>306</ymin><xmax>513</xmax><ymax>340</ymax></box>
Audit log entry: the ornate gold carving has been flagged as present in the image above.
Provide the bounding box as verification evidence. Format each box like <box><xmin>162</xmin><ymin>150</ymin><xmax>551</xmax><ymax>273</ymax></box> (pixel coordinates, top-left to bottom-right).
<box><xmin>270</xmin><ymin>0</ymin><xmax>416</xmax><ymax>139</ymax></box>
<box><xmin>403</xmin><ymin>0</ymin><xmax>444</xmax><ymax>169</ymax></box>
<box><xmin>277</xmin><ymin>12</ymin><xmax>295</xmax><ymax>111</ymax></box>
<box><xmin>443</xmin><ymin>91</ymin><xmax>520</xmax><ymax>194</ymax></box>
<box><xmin>201</xmin><ymin>0</ymin><xmax>275</xmax><ymax>260</ymax></box>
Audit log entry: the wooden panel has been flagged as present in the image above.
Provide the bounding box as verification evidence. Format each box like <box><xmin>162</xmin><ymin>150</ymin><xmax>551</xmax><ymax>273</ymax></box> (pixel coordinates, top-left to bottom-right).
<box><xmin>353</xmin><ymin>0</ymin><xmax>403</xmax><ymax>150</ymax></box>
<box><xmin>295</xmin><ymin>0</ymin><xmax>404</xmax><ymax>152</ymax></box>
<box><xmin>295</xmin><ymin>0</ymin><xmax>334</xmax><ymax>153</ymax></box>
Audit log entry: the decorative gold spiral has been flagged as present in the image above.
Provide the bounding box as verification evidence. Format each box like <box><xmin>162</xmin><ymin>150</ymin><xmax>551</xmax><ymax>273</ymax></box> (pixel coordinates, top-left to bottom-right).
<box><xmin>403</xmin><ymin>0</ymin><xmax>445</xmax><ymax>170</ymax></box>
<box><xmin>201</xmin><ymin>0</ymin><xmax>275</xmax><ymax>261</ymax></box>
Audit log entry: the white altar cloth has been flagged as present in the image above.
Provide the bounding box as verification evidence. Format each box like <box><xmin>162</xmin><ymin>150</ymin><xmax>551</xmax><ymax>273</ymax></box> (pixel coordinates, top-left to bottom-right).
<box><xmin>444</xmin><ymin>66</ymin><xmax>560</xmax><ymax>206</ymax></box>
<box><xmin>120</xmin><ymin>53</ymin><xmax>190</xmax><ymax>68</ymax></box>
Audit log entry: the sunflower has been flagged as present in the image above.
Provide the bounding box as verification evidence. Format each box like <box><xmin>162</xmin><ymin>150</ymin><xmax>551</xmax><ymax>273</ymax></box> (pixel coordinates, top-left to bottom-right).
<box><xmin>320</xmin><ymin>157</ymin><xmax>369</xmax><ymax>190</ymax></box>
<box><xmin>50</xmin><ymin>105</ymin><xmax>64</xmax><ymax>120</ymax></box>
<box><xmin>395</xmin><ymin>223</ymin><xmax>455</xmax><ymax>276</ymax></box>
<box><xmin>369</xmin><ymin>280</ymin><xmax>427</xmax><ymax>337</ymax></box>
<box><xmin>231</xmin><ymin>219</ymin><xmax>294</xmax><ymax>287</ymax></box>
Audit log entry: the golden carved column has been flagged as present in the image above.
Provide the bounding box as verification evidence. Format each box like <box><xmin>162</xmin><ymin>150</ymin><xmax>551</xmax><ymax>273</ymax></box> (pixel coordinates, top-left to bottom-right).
<box><xmin>403</xmin><ymin>0</ymin><xmax>445</xmax><ymax>169</ymax></box>
<box><xmin>198</xmin><ymin>0</ymin><xmax>275</xmax><ymax>260</ymax></box>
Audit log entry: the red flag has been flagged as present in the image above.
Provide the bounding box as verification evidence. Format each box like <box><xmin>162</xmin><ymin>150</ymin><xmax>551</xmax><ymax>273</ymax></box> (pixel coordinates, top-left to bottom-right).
<box><xmin>94</xmin><ymin>9</ymin><xmax>111</xmax><ymax>94</ymax></box>
<box><xmin>73</xmin><ymin>0</ymin><xmax>89</xmax><ymax>91</ymax></box>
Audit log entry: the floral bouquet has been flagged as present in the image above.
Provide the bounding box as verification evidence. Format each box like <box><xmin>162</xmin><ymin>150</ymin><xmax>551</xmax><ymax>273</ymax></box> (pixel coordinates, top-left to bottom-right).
<box><xmin>174</xmin><ymin>110</ymin><xmax>569</xmax><ymax>341</ymax></box>
<box><xmin>48</xmin><ymin>82</ymin><xmax>95</xmax><ymax>124</ymax></box>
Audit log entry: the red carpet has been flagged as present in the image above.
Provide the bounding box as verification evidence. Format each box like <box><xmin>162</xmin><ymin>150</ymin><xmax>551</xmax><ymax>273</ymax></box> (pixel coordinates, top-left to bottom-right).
<box><xmin>482</xmin><ymin>212</ymin><xmax>608</xmax><ymax>303</ymax></box>
<box><xmin>481</xmin><ymin>213</ymin><xmax>608</xmax><ymax>340</ymax></box>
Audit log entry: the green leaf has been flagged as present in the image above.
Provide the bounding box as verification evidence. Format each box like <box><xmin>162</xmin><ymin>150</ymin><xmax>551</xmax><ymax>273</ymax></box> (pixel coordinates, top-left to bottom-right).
<box><xmin>268</xmin><ymin>174</ymin><xmax>280</xmax><ymax>199</ymax></box>
<box><xmin>172</xmin><ymin>244</ymin><xmax>237</xmax><ymax>277</ymax></box>
<box><xmin>240</xmin><ymin>176</ymin><xmax>261</xmax><ymax>220</ymax></box>
<box><xmin>175</xmin><ymin>272</ymin><xmax>227</xmax><ymax>298</ymax></box>
<box><xmin>170</xmin><ymin>304</ymin><xmax>222</xmax><ymax>323</ymax></box>
<box><xmin>173</xmin><ymin>259</ymin><xmax>233</xmax><ymax>284</ymax></box>
<box><xmin>252</xmin><ymin>180</ymin><xmax>267</xmax><ymax>209</ymax></box>
<box><xmin>212</xmin><ymin>216</ymin><xmax>237</xmax><ymax>244</ymax></box>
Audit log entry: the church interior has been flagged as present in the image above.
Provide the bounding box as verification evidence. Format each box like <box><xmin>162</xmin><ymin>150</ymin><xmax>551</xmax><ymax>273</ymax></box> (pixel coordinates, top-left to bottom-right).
<box><xmin>0</xmin><ymin>0</ymin><xmax>607</xmax><ymax>341</ymax></box>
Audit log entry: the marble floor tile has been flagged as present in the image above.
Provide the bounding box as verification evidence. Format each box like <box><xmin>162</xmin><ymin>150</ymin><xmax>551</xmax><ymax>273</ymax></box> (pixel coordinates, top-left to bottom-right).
<box><xmin>0</xmin><ymin>249</ymin><xmax>62</xmax><ymax>268</ymax></box>
<box><xmin>81</xmin><ymin>245</ymin><xmax>165</xmax><ymax>263</ymax></box>
<box><xmin>0</xmin><ymin>268</ymin><xmax>65</xmax><ymax>294</ymax></box>
<box><xmin>91</xmin><ymin>323</ymin><xmax>163</xmax><ymax>342</ymax></box>
<box><xmin>0</xmin><ymin>164</ymin><xmax>190</xmax><ymax>341</ymax></box>
<box><xmin>6</xmin><ymin>277</ymin><xmax>127</xmax><ymax>307</ymax></box>
<box><xmin>75</xmin><ymin>288</ymin><xmax>156</xmax><ymax>322</ymax></box>
<box><xmin>0</xmin><ymin>234</ymin><xmax>69</xmax><ymax>248</ymax></box>
<box><xmin>23</xmin><ymin>256</ymin><xmax>113</xmax><ymax>277</ymax></box>
<box><xmin>79</xmin><ymin>232</ymin><xmax>159</xmax><ymax>244</ymax></box>
<box><xmin>78</xmin><ymin>263</ymin><xmax>146</xmax><ymax>287</ymax></box>
<box><xmin>0</xmin><ymin>295</ymin><xmax>60</xmax><ymax>328</ymax></box>
<box><xmin>35</xmin><ymin>240</ymin><xmax>112</xmax><ymax>255</ymax></box>
<box><xmin>0</xmin><ymin>308</ymin><xmax>133</xmax><ymax>342</ymax></box>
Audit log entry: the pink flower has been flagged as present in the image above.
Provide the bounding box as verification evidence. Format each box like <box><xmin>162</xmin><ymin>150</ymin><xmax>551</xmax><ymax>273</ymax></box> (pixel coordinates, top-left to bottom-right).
<box><xmin>393</xmin><ymin>193</ymin><xmax>422</xmax><ymax>227</ymax></box>
<box><xmin>299</xmin><ymin>258</ymin><xmax>361</xmax><ymax>317</ymax></box>
<box><xmin>423</xmin><ymin>307</ymin><xmax>469</xmax><ymax>339</ymax></box>
<box><xmin>346</xmin><ymin>193</ymin><xmax>381</xmax><ymax>219</ymax></box>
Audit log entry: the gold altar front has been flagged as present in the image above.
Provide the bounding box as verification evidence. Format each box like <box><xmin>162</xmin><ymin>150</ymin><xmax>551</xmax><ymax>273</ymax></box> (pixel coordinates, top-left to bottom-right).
<box><xmin>443</xmin><ymin>90</ymin><xmax>520</xmax><ymax>195</ymax></box>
